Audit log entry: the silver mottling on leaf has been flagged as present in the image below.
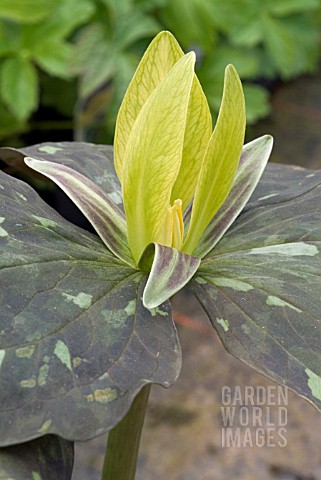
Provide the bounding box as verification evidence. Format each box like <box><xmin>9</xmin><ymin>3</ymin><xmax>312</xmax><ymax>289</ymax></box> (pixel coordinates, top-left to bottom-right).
<box><xmin>124</xmin><ymin>299</ymin><xmax>136</xmax><ymax>316</ymax></box>
<box><xmin>37</xmin><ymin>419</ymin><xmax>52</xmax><ymax>433</ymax></box>
<box><xmin>305</xmin><ymin>368</ymin><xmax>321</xmax><ymax>401</ymax></box>
<box><xmin>85</xmin><ymin>388</ymin><xmax>118</xmax><ymax>404</ymax></box>
<box><xmin>195</xmin><ymin>277</ymin><xmax>207</xmax><ymax>284</ymax></box>
<box><xmin>15</xmin><ymin>345</ymin><xmax>35</xmax><ymax>358</ymax></box>
<box><xmin>266</xmin><ymin>295</ymin><xmax>302</xmax><ymax>313</ymax></box>
<box><xmin>149</xmin><ymin>306</ymin><xmax>169</xmax><ymax>317</ymax></box>
<box><xmin>0</xmin><ymin>216</ymin><xmax>8</xmax><ymax>237</ymax></box>
<box><xmin>210</xmin><ymin>277</ymin><xmax>254</xmax><ymax>292</ymax></box>
<box><xmin>72</xmin><ymin>357</ymin><xmax>82</xmax><ymax>368</ymax></box>
<box><xmin>216</xmin><ymin>318</ymin><xmax>229</xmax><ymax>332</ymax></box>
<box><xmin>248</xmin><ymin>242</ymin><xmax>319</xmax><ymax>257</ymax></box>
<box><xmin>257</xmin><ymin>193</ymin><xmax>279</xmax><ymax>201</ymax></box>
<box><xmin>108</xmin><ymin>190</ymin><xmax>123</xmax><ymax>205</ymax></box>
<box><xmin>38</xmin><ymin>364</ymin><xmax>49</xmax><ymax>386</ymax></box>
<box><xmin>0</xmin><ymin>350</ymin><xmax>5</xmax><ymax>369</ymax></box>
<box><xmin>62</xmin><ymin>292</ymin><xmax>93</xmax><ymax>309</ymax></box>
<box><xmin>54</xmin><ymin>340</ymin><xmax>72</xmax><ymax>370</ymax></box>
<box><xmin>20</xmin><ymin>377</ymin><xmax>37</xmax><ymax>388</ymax></box>
<box><xmin>17</xmin><ymin>192</ymin><xmax>27</xmax><ymax>201</ymax></box>
<box><xmin>33</xmin><ymin>216</ymin><xmax>57</xmax><ymax>228</ymax></box>
<box><xmin>38</xmin><ymin>146</ymin><xmax>63</xmax><ymax>154</ymax></box>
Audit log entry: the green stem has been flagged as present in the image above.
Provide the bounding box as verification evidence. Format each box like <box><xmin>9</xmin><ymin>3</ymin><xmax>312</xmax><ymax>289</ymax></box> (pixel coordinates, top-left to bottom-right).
<box><xmin>101</xmin><ymin>385</ymin><xmax>151</xmax><ymax>480</ymax></box>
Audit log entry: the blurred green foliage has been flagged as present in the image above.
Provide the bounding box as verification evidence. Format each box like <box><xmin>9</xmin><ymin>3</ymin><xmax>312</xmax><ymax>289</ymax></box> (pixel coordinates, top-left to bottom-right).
<box><xmin>0</xmin><ymin>0</ymin><xmax>321</xmax><ymax>144</ymax></box>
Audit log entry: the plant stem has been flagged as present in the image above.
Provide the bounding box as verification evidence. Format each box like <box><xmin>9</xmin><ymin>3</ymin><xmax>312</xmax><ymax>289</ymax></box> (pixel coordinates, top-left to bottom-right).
<box><xmin>101</xmin><ymin>384</ymin><xmax>151</xmax><ymax>480</ymax></box>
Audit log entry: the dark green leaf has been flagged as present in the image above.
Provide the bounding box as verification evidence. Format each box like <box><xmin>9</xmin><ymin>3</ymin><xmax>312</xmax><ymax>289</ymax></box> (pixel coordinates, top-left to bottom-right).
<box><xmin>191</xmin><ymin>163</ymin><xmax>321</xmax><ymax>411</ymax></box>
<box><xmin>0</xmin><ymin>142</ymin><xmax>121</xmax><ymax>204</ymax></box>
<box><xmin>0</xmin><ymin>171</ymin><xmax>181</xmax><ymax>445</ymax></box>
<box><xmin>24</xmin><ymin>157</ymin><xmax>134</xmax><ymax>266</ymax></box>
<box><xmin>0</xmin><ymin>435</ymin><xmax>73</xmax><ymax>480</ymax></box>
<box><xmin>0</xmin><ymin>56</ymin><xmax>38</xmax><ymax>121</ymax></box>
<box><xmin>246</xmin><ymin>163</ymin><xmax>321</xmax><ymax>209</ymax></box>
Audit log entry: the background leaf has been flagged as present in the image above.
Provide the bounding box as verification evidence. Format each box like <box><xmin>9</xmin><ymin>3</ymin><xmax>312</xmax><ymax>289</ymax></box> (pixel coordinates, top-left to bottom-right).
<box><xmin>0</xmin><ymin>0</ymin><xmax>60</xmax><ymax>23</ymax></box>
<box><xmin>191</xmin><ymin>163</ymin><xmax>321</xmax><ymax>411</ymax></box>
<box><xmin>0</xmin><ymin>435</ymin><xmax>74</xmax><ymax>480</ymax></box>
<box><xmin>0</xmin><ymin>56</ymin><xmax>38</xmax><ymax>121</ymax></box>
<box><xmin>0</xmin><ymin>168</ymin><xmax>181</xmax><ymax>445</ymax></box>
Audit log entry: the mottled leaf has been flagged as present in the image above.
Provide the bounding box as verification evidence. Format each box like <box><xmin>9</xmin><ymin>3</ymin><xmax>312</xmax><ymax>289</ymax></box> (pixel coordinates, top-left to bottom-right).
<box><xmin>24</xmin><ymin>157</ymin><xmax>134</xmax><ymax>266</ymax></box>
<box><xmin>183</xmin><ymin>64</ymin><xmax>246</xmax><ymax>255</ymax></box>
<box><xmin>139</xmin><ymin>243</ymin><xmax>200</xmax><ymax>309</ymax></box>
<box><xmin>122</xmin><ymin>53</ymin><xmax>195</xmax><ymax>263</ymax></box>
<box><xmin>246</xmin><ymin>162</ymin><xmax>321</xmax><ymax>209</ymax></box>
<box><xmin>0</xmin><ymin>142</ymin><xmax>122</xmax><ymax>206</ymax></box>
<box><xmin>192</xmin><ymin>135</ymin><xmax>273</xmax><ymax>258</ymax></box>
<box><xmin>191</xmin><ymin>163</ymin><xmax>321</xmax><ymax>410</ymax></box>
<box><xmin>0</xmin><ymin>171</ymin><xmax>181</xmax><ymax>445</ymax></box>
<box><xmin>0</xmin><ymin>435</ymin><xmax>73</xmax><ymax>480</ymax></box>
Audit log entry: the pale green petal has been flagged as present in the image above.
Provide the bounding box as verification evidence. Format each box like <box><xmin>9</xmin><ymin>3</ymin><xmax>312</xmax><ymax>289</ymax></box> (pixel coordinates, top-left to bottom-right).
<box><xmin>122</xmin><ymin>53</ymin><xmax>195</xmax><ymax>264</ymax></box>
<box><xmin>114</xmin><ymin>31</ymin><xmax>182</xmax><ymax>182</ymax></box>
<box><xmin>114</xmin><ymin>30</ymin><xmax>212</xmax><ymax>205</ymax></box>
<box><xmin>183</xmin><ymin>65</ymin><xmax>246</xmax><ymax>255</ymax></box>
<box><xmin>170</xmin><ymin>77</ymin><xmax>212</xmax><ymax>210</ymax></box>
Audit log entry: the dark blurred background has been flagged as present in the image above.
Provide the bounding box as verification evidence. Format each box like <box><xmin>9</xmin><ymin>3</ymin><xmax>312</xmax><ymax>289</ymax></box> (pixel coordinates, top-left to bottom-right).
<box><xmin>1</xmin><ymin>0</ymin><xmax>321</xmax><ymax>155</ymax></box>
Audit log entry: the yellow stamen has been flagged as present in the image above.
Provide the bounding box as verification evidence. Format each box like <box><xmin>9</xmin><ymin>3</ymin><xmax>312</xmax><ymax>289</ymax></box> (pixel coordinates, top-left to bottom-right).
<box><xmin>157</xmin><ymin>199</ymin><xmax>184</xmax><ymax>249</ymax></box>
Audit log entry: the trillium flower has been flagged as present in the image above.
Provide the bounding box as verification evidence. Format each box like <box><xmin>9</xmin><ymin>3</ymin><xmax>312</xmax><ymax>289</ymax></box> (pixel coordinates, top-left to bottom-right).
<box><xmin>24</xmin><ymin>31</ymin><xmax>273</xmax><ymax>309</ymax></box>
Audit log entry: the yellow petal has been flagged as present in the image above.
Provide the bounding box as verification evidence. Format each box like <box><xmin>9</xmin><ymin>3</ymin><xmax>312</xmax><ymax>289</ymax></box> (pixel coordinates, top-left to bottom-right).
<box><xmin>170</xmin><ymin>76</ymin><xmax>212</xmax><ymax>210</ymax></box>
<box><xmin>114</xmin><ymin>30</ymin><xmax>212</xmax><ymax>207</ymax></box>
<box><xmin>114</xmin><ymin>31</ymin><xmax>182</xmax><ymax>182</ymax></box>
<box><xmin>122</xmin><ymin>53</ymin><xmax>195</xmax><ymax>264</ymax></box>
<box><xmin>183</xmin><ymin>64</ymin><xmax>246</xmax><ymax>255</ymax></box>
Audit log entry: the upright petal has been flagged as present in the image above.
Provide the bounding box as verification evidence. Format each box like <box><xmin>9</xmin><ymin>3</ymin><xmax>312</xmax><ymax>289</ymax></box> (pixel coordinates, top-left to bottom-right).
<box><xmin>114</xmin><ymin>31</ymin><xmax>182</xmax><ymax>181</ymax></box>
<box><xmin>122</xmin><ymin>53</ymin><xmax>195</xmax><ymax>264</ymax></box>
<box><xmin>170</xmin><ymin>76</ymin><xmax>212</xmax><ymax>210</ymax></box>
<box><xmin>183</xmin><ymin>64</ymin><xmax>246</xmax><ymax>255</ymax></box>
<box><xmin>192</xmin><ymin>135</ymin><xmax>274</xmax><ymax>258</ymax></box>
<box><xmin>114</xmin><ymin>30</ymin><xmax>212</xmax><ymax>210</ymax></box>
